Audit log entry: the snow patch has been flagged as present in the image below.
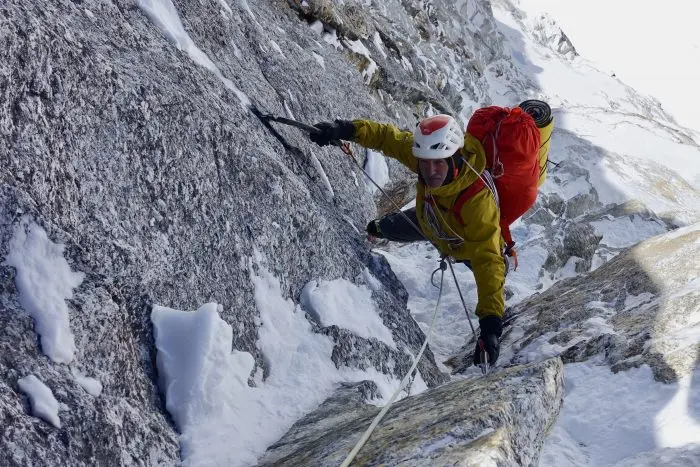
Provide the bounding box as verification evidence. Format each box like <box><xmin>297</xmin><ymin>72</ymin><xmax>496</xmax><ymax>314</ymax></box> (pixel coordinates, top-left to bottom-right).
<box><xmin>150</xmin><ymin>257</ymin><xmax>408</xmax><ymax>466</ymax></box>
<box><xmin>372</xmin><ymin>31</ymin><xmax>388</xmax><ymax>59</ymax></box>
<box><xmin>301</xmin><ymin>278</ymin><xmax>396</xmax><ymax>349</ymax></box>
<box><xmin>322</xmin><ymin>28</ymin><xmax>342</xmax><ymax>50</ymax></box>
<box><xmin>312</xmin><ymin>52</ymin><xmax>325</xmax><ymax>69</ymax></box>
<box><xmin>360</xmin><ymin>267</ymin><xmax>383</xmax><ymax>292</ymax></box>
<box><xmin>623</xmin><ymin>292</ymin><xmax>656</xmax><ymax>311</ymax></box>
<box><xmin>344</xmin><ymin>38</ymin><xmax>378</xmax><ymax>83</ymax></box>
<box><xmin>363</xmin><ymin>149</ymin><xmax>390</xmax><ymax>193</ymax></box>
<box><xmin>5</xmin><ymin>219</ymin><xmax>84</xmax><ymax>364</ymax></box>
<box><xmin>18</xmin><ymin>375</ymin><xmax>61</xmax><ymax>428</ymax></box>
<box><xmin>541</xmin><ymin>363</ymin><xmax>700</xmax><ymax>466</ymax></box>
<box><xmin>71</xmin><ymin>368</ymin><xmax>103</xmax><ymax>397</ymax></box>
<box><xmin>309</xmin><ymin>20</ymin><xmax>324</xmax><ymax>35</ymax></box>
<box><xmin>152</xmin><ymin>303</ymin><xmax>258</xmax><ymax>463</ymax></box>
<box><xmin>283</xmin><ymin>100</ymin><xmax>295</xmax><ymax>119</ymax></box>
<box><xmin>308</xmin><ymin>152</ymin><xmax>335</xmax><ymax>199</ymax></box>
<box><xmin>591</xmin><ymin>215</ymin><xmax>667</xmax><ymax>248</ymax></box>
<box><xmin>269</xmin><ymin>40</ymin><xmax>285</xmax><ymax>58</ymax></box>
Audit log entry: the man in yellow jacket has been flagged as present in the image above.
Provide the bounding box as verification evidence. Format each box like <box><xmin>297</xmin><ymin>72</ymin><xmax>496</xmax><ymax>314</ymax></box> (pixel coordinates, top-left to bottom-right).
<box><xmin>310</xmin><ymin>111</ymin><xmax>512</xmax><ymax>368</ymax></box>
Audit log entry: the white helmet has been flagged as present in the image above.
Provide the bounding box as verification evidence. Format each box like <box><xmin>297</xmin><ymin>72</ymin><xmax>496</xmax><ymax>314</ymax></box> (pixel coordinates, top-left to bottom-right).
<box><xmin>412</xmin><ymin>114</ymin><xmax>464</xmax><ymax>159</ymax></box>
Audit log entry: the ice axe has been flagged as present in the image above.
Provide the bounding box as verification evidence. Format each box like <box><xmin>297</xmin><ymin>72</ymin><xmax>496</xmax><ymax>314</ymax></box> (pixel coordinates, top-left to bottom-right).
<box><xmin>252</xmin><ymin>108</ymin><xmax>349</xmax><ymax>151</ymax></box>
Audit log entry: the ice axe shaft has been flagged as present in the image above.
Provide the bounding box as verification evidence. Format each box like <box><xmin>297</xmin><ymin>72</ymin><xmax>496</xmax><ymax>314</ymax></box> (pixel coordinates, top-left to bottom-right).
<box><xmin>257</xmin><ymin>113</ymin><xmax>321</xmax><ymax>134</ymax></box>
<box><xmin>253</xmin><ymin>110</ymin><xmax>347</xmax><ymax>148</ymax></box>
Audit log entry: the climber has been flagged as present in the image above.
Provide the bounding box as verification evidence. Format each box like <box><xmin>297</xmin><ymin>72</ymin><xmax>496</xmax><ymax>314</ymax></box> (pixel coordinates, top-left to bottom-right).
<box><xmin>309</xmin><ymin>101</ymin><xmax>554</xmax><ymax>369</ymax></box>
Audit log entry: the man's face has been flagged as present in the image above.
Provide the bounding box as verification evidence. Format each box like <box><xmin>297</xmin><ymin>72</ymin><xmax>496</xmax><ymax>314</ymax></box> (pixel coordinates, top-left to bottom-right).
<box><xmin>418</xmin><ymin>158</ymin><xmax>449</xmax><ymax>188</ymax></box>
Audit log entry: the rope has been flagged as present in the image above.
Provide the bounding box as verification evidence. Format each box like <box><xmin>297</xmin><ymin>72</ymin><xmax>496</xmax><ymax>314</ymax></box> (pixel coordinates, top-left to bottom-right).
<box><xmin>460</xmin><ymin>157</ymin><xmax>499</xmax><ymax>207</ymax></box>
<box><xmin>341</xmin><ymin>143</ymin><xmax>425</xmax><ymax>239</ymax></box>
<box><xmin>447</xmin><ymin>258</ymin><xmax>490</xmax><ymax>374</ymax></box>
<box><xmin>423</xmin><ymin>193</ymin><xmax>465</xmax><ymax>244</ymax></box>
<box><xmin>446</xmin><ymin>258</ymin><xmax>478</xmax><ymax>341</ymax></box>
<box><xmin>340</xmin><ymin>263</ymin><xmax>446</xmax><ymax>467</ymax></box>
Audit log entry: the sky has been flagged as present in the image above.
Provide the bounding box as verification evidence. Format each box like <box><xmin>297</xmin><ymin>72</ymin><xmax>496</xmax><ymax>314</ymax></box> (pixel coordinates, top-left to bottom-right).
<box><xmin>517</xmin><ymin>0</ymin><xmax>700</xmax><ymax>133</ymax></box>
<box><xmin>5</xmin><ymin>0</ymin><xmax>700</xmax><ymax>466</ymax></box>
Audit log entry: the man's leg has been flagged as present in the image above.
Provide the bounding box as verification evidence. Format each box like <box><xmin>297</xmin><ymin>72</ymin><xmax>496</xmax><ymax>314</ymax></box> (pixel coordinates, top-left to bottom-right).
<box><xmin>459</xmin><ymin>257</ymin><xmax>510</xmax><ymax>277</ymax></box>
<box><xmin>366</xmin><ymin>208</ymin><xmax>427</xmax><ymax>242</ymax></box>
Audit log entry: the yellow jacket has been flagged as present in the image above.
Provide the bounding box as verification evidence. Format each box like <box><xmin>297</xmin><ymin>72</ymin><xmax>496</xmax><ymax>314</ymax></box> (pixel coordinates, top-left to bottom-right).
<box><xmin>352</xmin><ymin>119</ymin><xmax>505</xmax><ymax>320</ymax></box>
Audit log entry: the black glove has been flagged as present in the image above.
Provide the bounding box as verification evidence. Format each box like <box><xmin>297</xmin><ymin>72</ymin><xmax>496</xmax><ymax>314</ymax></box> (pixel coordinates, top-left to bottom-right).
<box><xmin>366</xmin><ymin>219</ymin><xmax>382</xmax><ymax>237</ymax></box>
<box><xmin>309</xmin><ymin>119</ymin><xmax>356</xmax><ymax>147</ymax></box>
<box><xmin>473</xmin><ymin>316</ymin><xmax>503</xmax><ymax>367</ymax></box>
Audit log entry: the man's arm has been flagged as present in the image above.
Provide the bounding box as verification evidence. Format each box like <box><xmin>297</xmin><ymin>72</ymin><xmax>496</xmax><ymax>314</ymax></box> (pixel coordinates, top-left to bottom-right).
<box><xmin>352</xmin><ymin>120</ymin><xmax>419</xmax><ymax>174</ymax></box>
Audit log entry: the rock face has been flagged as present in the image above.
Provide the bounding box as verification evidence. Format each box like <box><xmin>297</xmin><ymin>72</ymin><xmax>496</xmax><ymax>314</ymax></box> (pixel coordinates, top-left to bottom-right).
<box><xmin>0</xmin><ymin>191</ymin><xmax>181</xmax><ymax>466</ymax></box>
<box><xmin>260</xmin><ymin>358</ymin><xmax>564</xmax><ymax>466</ymax></box>
<box><xmin>2</xmin><ymin>0</ymin><xmax>517</xmax><ymax>462</ymax></box>
<box><xmin>505</xmin><ymin>224</ymin><xmax>700</xmax><ymax>383</ymax></box>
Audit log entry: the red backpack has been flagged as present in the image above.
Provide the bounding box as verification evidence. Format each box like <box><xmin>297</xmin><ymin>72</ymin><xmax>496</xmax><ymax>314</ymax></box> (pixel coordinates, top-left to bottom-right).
<box><xmin>452</xmin><ymin>106</ymin><xmax>541</xmax><ymax>269</ymax></box>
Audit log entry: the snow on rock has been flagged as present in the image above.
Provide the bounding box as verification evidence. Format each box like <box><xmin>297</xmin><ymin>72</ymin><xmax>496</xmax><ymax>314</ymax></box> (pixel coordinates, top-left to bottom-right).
<box><xmin>3</xmin><ymin>0</ymin><xmax>426</xmax><ymax>464</ymax></box>
<box><xmin>5</xmin><ymin>219</ymin><xmax>84</xmax><ymax>364</ymax></box>
<box><xmin>308</xmin><ymin>152</ymin><xmax>335</xmax><ymax>199</ymax></box>
<box><xmin>311</xmin><ymin>51</ymin><xmax>325</xmax><ymax>69</ymax></box>
<box><xmin>362</xmin><ymin>149</ymin><xmax>390</xmax><ymax>194</ymax></box>
<box><xmin>591</xmin><ymin>214</ymin><xmax>668</xmax><ymax>249</ymax></box>
<box><xmin>359</xmin><ymin>267</ymin><xmax>383</xmax><ymax>292</ymax></box>
<box><xmin>343</xmin><ymin>38</ymin><xmax>378</xmax><ymax>84</ymax></box>
<box><xmin>136</xmin><ymin>0</ymin><xmax>251</xmax><ymax>108</ymax></box>
<box><xmin>505</xmin><ymin>223</ymin><xmax>700</xmax><ymax>383</ymax></box>
<box><xmin>151</xmin><ymin>302</ymin><xmax>257</xmax><ymax>463</ymax></box>
<box><xmin>540</xmin><ymin>363</ymin><xmax>700</xmax><ymax>466</ymax></box>
<box><xmin>18</xmin><ymin>375</ymin><xmax>61</xmax><ymax>428</ymax></box>
<box><xmin>151</xmin><ymin>259</ymin><xmax>419</xmax><ymax>466</ymax></box>
<box><xmin>300</xmin><ymin>277</ymin><xmax>396</xmax><ymax>349</ymax></box>
<box><xmin>5</xmin><ymin>0</ymin><xmax>699</xmax><ymax>465</ymax></box>
<box><xmin>71</xmin><ymin>368</ymin><xmax>103</xmax><ymax>397</ymax></box>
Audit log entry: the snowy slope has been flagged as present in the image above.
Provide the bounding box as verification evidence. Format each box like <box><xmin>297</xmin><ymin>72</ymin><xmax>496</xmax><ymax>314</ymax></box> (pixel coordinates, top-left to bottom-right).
<box><xmin>514</xmin><ymin>0</ymin><xmax>700</xmax><ymax>135</ymax></box>
<box><xmin>378</xmin><ymin>0</ymin><xmax>700</xmax><ymax>361</ymax></box>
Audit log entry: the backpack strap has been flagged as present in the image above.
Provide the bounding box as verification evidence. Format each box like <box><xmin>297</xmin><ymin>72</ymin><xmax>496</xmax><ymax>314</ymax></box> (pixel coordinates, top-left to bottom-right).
<box><xmin>452</xmin><ymin>167</ymin><xmax>499</xmax><ymax>225</ymax></box>
<box><xmin>451</xmin><ymin>178</ymin><xmax>486</xmax><ymax>226</ymax></box>
<box><xmin>452</xmin><ymin>173</ymin><xmax>519</xmax><ymax>270</ymax></box>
